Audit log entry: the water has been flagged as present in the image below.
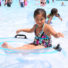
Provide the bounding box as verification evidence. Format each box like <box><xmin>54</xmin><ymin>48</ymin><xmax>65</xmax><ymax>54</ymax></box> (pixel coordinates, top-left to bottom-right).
<box><xmin>0</xmin><ymin>0</ymin><xmax>68</xmax><ymax>68</ymax></box>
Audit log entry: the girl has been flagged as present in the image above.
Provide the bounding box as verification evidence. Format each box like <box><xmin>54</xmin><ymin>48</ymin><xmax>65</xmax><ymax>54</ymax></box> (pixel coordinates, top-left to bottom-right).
<box><xmin>47</xmin><ymin>8</ymin><xmax>62</xmax><ymax>24</ymax></box>
<box><xmin>2</xmin><ymin>8</ymin><xmax>64</xmax><ymax>50</ymax></box>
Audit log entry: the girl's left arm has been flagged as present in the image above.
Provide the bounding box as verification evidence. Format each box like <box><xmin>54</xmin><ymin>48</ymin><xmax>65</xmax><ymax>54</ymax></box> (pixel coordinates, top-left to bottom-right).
<box><xmin>45</xmin><ymin>24</ymin><xmax>64</xmax><ymax>38</ymax></box>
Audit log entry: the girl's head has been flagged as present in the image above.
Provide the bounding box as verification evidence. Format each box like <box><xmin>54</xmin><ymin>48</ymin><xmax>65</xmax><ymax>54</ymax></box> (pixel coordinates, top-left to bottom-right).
<box><xmin>34</xmin><ymin>8</ymin><xmax>46</xmax><ymax>27</ymax></box>
<box><xmin>50</xmin><ymin>8</ymin><xmax>58</xmax><ymax>16</ymax></box>
<box><xmin>34</xmin><ymin>8</ymin><xmax>46</xmax><ymax>19</ymax></box>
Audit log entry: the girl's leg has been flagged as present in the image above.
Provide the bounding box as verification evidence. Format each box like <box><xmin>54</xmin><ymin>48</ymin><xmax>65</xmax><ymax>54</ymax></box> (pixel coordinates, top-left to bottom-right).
<box><xmin>2</xmin><ymin>42</ymin><xmax>15</xmax><ymax>49</ymax></box>
<box><xmin>33</xmin><ymin>45</ymin><xmax>45</xmax><ymax>49</ymax></box>
<box><xmin>15</xmin><ymin>45</ymin><xmax>45</xmax><ymax>49</ymax></box>
<box><xmin>2</xmin><ymin>42</ymin><xmax>45</xmax><ymax>50</ymax></box>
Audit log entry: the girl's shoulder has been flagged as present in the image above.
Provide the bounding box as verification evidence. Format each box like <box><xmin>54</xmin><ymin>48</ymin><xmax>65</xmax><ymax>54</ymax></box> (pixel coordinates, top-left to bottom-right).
<box><xmin>43</xmin><ymin>24</ymin><xmax>51</xmax><ymax>35</ymax></box>
<box><xmin>47</xmin><ymin>14</ymin><xmax>50</xmax><ymax>18</ymax></box>
<box><xmin>34</xmin><ymin>24</ymin><xmax>37</xmax><ymax>27</ymax></box>
<box><xmin>44</xmin><ymin>23</ymin><xmax>52</xmax><ymax>30</ymax></box>
<box><xmin>44</xmin><ymin>24</ymin><xmax>48</xmax><ymax>30</ymax></box>
<box><xmin>47</xmin><ymin>14</ymin><xmax>53</xmax><ymax>18</ymax></box>
<box><xmin>44</xmin><ymin>23</ymin><xmax>49</xmax><ymax>27</ymax></box>
<box><xmin>33</xmin><ymin>24</ymin><xmax>38</xmax><ymax>29</ymax></box>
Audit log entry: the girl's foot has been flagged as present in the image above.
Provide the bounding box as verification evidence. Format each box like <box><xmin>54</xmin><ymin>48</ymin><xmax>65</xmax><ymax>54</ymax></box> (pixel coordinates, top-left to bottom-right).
<box><xmin>2</xmin><ymin>42</ymin><xmax>8</xmax><ymax>48</ymax></box>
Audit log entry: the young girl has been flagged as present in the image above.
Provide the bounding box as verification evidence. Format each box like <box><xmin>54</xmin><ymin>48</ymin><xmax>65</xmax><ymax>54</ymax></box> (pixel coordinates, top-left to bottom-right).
<box><xmin>47</xmin><ymin>8</ymin><xmax>62</xmax><ymax>24</ymax></box>
<box><xmin>2</xmin><ymin>8</ymin><xmax>64</xmax><ymax>50</ymax></box>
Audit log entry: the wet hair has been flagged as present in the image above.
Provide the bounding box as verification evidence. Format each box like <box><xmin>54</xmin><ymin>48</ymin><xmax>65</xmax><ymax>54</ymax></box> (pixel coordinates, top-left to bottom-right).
<box><xmin>50</xmin><ymin>8</ymin><xmax>58</xmax><ymax>16</ymax></box>
<box><xmin>34</xmin><ymin>8</ymin><xmax>46</xmax><ymax>19</ymax></box>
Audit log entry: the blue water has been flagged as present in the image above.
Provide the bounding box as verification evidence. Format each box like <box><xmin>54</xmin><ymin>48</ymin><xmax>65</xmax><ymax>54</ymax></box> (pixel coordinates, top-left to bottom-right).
<box><xmin>0</xmin><ymin>0</ymin><xmax>68</xmax><ymax>68</ymax></box>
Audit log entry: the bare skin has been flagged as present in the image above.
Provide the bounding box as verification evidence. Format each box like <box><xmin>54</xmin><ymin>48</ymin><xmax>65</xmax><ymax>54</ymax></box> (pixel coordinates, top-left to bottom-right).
<box><xmin>2</xmin><ymin>42</ymin><xmax>45</xmax><ymax>50</ymax></box>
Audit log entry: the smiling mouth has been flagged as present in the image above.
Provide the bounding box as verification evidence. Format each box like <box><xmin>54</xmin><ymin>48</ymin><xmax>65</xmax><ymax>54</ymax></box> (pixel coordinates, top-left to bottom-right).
<box><xmin>37</xmin><ymin>24</ymin><xmax>43</xmax><ymax>27</ymax></box>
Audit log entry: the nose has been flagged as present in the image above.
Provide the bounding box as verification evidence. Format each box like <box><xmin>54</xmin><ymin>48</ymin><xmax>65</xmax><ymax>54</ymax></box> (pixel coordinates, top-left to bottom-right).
<box><xmin>38</xmin><ymin>20</ymin><xmax>41</xmax><ymax>23</ymax></box>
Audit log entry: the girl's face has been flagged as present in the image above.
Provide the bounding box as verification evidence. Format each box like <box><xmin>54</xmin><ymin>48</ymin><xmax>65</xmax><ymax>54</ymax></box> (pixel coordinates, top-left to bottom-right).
<box><xmin>34</xmin><ymin>14</ymin><xmax>45</xmax><ymax>27</ymax></box>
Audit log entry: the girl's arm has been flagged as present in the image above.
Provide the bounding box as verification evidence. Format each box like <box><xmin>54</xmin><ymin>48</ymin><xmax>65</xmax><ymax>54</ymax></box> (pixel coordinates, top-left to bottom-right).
<box><xmin>45</xmin><ymin>24</ymin><xmax>64</xmax><ymax>38</ymax></box>
<box><xmin>58</xmin><ymin>16</ymin><xmax>62</xmax><ymax>21</ymax></box>
<box><xmin>16</xmin><ymin>25</ymin><xmax>36</xmax><ymax>34</ymax></box>
<box><xmin>56</xmin><ymin>14</ymin><xmax>62</xmax><ymax>21</ymax></box>
<box><xmin>47</xmin><ymin>17</ymin><xmax>52</xmax><ymax>24</ymax></box>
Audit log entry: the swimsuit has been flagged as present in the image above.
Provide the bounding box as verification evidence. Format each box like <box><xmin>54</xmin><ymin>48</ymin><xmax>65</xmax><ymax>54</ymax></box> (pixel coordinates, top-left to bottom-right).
<box><xmin>33</xmin><ymin>24</ymin><xmax>52</xmax><ymax>48</ymax></box>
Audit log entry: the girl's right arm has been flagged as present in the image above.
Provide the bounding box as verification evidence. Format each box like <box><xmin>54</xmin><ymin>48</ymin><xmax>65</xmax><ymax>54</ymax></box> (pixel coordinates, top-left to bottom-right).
<box><xmin>16</xmin><ymin>24</ymin><xmax>36</xmax><ymax>34</ymax></box>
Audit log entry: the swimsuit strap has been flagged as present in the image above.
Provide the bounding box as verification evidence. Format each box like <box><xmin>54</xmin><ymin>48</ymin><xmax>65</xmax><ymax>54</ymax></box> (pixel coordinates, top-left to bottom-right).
<box><xmin>34</xmin><ymin>24</ymin><xmax>38</xmax><ymax>35</ymax></box>
<box><xmin>34</xmin><ymin>24</ymin><xmax>44</xmax><ymax>36</ymax></box>
<box><xmin>39</xmin><ymin>24</ymin><xmax>44</xmax><ymax>36</ymax></box>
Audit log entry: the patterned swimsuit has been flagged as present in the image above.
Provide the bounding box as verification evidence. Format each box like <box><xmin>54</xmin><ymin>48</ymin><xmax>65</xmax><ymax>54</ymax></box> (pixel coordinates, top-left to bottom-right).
<box><xmin>33</xmin><ymin>24</ymin><xmax>52</xmax><ymax>48</ymax></box>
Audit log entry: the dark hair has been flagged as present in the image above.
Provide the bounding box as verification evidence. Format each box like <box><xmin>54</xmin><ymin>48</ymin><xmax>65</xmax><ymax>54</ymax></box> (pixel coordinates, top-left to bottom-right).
<box><xmin>34</xmin><ymin>8</ymin><xmax>46</xmax><ymax>19</ymax></box>
<box><xmin>50</xmin><ymin>8</ymin><xmax>58</xmax><ymax>15</ymax></box>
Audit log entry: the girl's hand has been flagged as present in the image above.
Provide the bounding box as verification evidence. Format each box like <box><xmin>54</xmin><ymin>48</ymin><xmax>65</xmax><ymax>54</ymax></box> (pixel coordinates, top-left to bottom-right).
<box><xmin>60</xmin><ymin>18</ymin><xmax>62</xmax><ymax>21</ymax></box>
<box><xmin>16</xmin><ymin>30</ymin><xmax>21</xmax><ymax>34</ymax></box>
<box><xmin>56</xmin><ymin>32</ymin><xmax>64</xmax><ymax>38</ymax></box>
